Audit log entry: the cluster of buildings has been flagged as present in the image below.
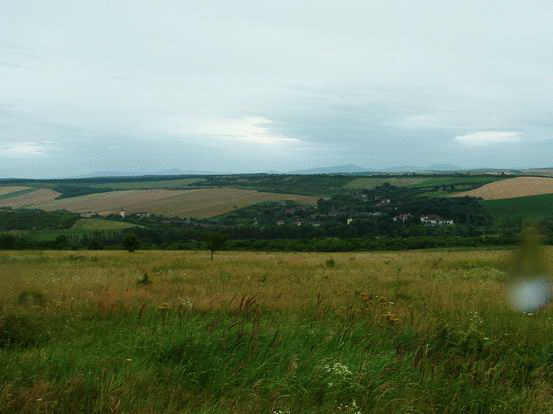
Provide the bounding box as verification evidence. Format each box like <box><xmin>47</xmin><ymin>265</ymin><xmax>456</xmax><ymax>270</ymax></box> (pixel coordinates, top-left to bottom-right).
<box><xmin>393</xmin><ymin>213</ymin><xmax>454</xmax><ymax>226</ymax></box>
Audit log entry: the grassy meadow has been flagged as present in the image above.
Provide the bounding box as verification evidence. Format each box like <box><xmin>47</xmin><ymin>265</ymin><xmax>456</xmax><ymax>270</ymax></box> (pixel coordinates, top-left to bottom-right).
<box><xmin>2</xmin><ymin>249</ymin><xmax>553</xmax><ymax>413</ymax></box>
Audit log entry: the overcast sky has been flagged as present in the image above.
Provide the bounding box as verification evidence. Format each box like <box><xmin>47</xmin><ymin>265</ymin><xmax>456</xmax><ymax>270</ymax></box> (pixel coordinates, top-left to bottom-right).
<box><xmin>1</xmin><ymin>1</ymin><xmax>552</xmax><ymax>178</ymax></box>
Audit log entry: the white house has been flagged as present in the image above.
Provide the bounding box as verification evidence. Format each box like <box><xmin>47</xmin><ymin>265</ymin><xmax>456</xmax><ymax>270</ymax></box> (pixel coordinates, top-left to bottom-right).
<box><xmin>393</xmin><ymin>213</ymin><xmax>413</xmax><ymax>223</ymax></box>
<box><xmin>420</xmin><ymin>215</ymin><xmax>454</xmax><ymax>225</ymax></box>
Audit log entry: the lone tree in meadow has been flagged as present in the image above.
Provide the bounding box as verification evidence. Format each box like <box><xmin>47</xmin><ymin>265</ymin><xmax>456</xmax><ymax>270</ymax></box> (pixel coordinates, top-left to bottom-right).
<box><xmin>203</xmin><ymin>232</ymin><xmax>227</xmax><ymax>260</ymax></box>
<box><xmin>122</xmin><ymin>233</ymin><xmax>141</xmax><ymax>253</ymax></box>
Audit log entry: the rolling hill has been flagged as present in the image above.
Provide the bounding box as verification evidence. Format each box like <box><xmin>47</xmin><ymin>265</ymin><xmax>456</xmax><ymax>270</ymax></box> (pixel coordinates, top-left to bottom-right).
<box><xmin>29</xmin><ymin>188</ymin><xmax>318</xmax><ymax>218</ymax></box>
<box><xmin>455</xmin><ymin>176</ymin><xmax>553</xmax><ymax>200</ymax></box>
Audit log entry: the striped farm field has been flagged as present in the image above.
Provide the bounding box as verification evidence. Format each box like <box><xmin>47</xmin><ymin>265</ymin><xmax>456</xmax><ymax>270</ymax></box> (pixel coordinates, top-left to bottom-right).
<box><xmin>454</xmin><ymin>176</ymin><xmax>553</xmax><ymax>200</ymax></box>
<box><xmin>0</xmin><ymin>188</ymin><xmax>60</xmax><ymax>207</ymax></box>
<box><xmin>0</xmin><ymin>186</ymin><xmax>31</xmax><ymax>197</ymax></box>
<box><xmin>33</xmin><ymin>188</ymin><xmax>318</xmax><ymax>218</ymax></box>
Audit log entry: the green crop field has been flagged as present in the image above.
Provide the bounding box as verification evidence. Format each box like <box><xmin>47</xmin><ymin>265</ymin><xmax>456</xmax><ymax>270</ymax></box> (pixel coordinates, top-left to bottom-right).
<box><xmin>2</xmin><ymin>248</ymin><xmax>553</xmax><ymax>413</ymax></box>
<box><xmin>70</xmin><ymin>218</ymin><xmax>138</xmax><ymax>231</ymax></box>
<box><xmin>481</xmin><ymin>193</ymin><xmax>553</xmax><ymax>220</ymax></box>
<box><xmin>23</xmin><ymin>219</ymin><xmax>139</xmax><ymax>241</ymax></box>
<box><xmin>94</xmin><ymin>178</ymin><xmax>204</xmax><ymax>190</ymax></box>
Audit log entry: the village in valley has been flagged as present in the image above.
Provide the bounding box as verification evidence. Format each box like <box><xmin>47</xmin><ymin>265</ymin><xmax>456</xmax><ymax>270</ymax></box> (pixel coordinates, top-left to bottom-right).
<box><xmin>213</xmin><ymin>187</ymin><xmax>459</xmax><ymax>230</ymax></box>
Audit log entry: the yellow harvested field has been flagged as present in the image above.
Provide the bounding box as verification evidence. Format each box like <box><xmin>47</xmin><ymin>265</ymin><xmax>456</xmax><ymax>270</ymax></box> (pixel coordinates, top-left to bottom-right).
<box><xmin>455</xmin><ymin>176</ymin><xmax>553</xmax><ymax>200</ymax></box>
<box><xmin>0</xmin><ymin>188</ymin><xmax>60</xmax><ymax>207</ymax></box>
<box><xmin>34</xmin><ymin>188</ymin><xmax>319</xmax><ymax>218</ymax></box>
<box><xmin>35</xmin><ymin>189</ymin><xmax>187</xmax><ymax>215</ymax></box>
<box><xmin>0</xmin><ymin>186</ymin><xmax>30</xmax><ymax>196</ymax></box>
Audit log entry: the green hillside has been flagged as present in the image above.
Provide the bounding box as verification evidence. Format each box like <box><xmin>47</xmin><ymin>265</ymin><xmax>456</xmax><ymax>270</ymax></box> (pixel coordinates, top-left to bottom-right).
<box><xmin>481</xmin><ymin>193</ymin><xmax>553</xmax><ymax>220</ymax></box>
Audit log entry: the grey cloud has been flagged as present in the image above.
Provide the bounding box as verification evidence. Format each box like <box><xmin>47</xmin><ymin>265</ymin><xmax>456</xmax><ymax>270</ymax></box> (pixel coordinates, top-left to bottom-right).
<box><xmin>0</xmin><ymin>1</ymin><xmax>552</xmax><ymax>177</ymax></box>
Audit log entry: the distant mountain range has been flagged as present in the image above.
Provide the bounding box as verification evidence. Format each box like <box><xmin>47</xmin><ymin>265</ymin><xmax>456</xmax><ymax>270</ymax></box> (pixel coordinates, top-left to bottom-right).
<box><xmin>288</xmin><ymin>164</ymin><xmax>463</xmax><ymax>174</ymax></box>
<box><xmin>289</xmin><ymin>164</ymin><xmax>371</xmax><ymax>174</ymax></box>
<box><xmin>71</xmin><ymin>169</ymin><xmax>220</xmax><ymax>178</ymax></box>
<box><xmin>69</xmin><ymin>164</ymin><xmax>553</xmax><ymax>180</ymax></box>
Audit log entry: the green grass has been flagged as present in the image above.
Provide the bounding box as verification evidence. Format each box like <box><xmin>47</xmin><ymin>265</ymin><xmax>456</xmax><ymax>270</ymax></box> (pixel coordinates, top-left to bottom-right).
<box><xmin>345</xmin><ymin>177</ymin><xmax>425</xmax><ymax>189</ymax></box>
<box><xmin>481</xmin><ymin>193</ymin><xmax>553</xmax><ymax>220</ymax></box>
<box><xmin>1</xmin><ymin>249</ymin><xmax>553</xmax><ymax>412</ymax></box>
<box><xmin>70</xmin><ymin>218</ymin><xmax>138</xmax><ymax>231</ymax></box>
<box><xmin>24</xmin><ymin>218</ymin><xmax>138</xmax><ymax>241</ymax></box>
<box><xmin>94</xmin><ymin>178</ymin><xmax>203</xmax><ymax>190</ymax></box>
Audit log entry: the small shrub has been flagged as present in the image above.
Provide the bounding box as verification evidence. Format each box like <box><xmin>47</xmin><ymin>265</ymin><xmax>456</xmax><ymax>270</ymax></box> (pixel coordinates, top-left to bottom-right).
<box><xmin>88</xmin><ymin>240</ymin><xmax>104</xmax><ymax>250</ymax></box>
<box><xmin>137</xmin><ymin>273</ymin><xmax>151</xmax><ymax>285</ymax></box>
<box><xmin>16</xmin><ymin>290</ymin><xmax>46</xmax><ymax>307</ymax></box>
<box><xmin>123</xmin><ymin>233</ymin><xmax>141</xmax><ymax>253</ymax></box>
<box><xmin>67</xmin><ymin>255</ymin><xmax>87</xmax><ymax>262</ymax></box>
<box><xmin>325</xmin><ymin>259</ymin><xmax>336</xmax><ymax>268</ymax></box>
<box><xmin>0</xmin><ymin>313</ymin><xmax>42</xmax><ymax>348</ymax></box>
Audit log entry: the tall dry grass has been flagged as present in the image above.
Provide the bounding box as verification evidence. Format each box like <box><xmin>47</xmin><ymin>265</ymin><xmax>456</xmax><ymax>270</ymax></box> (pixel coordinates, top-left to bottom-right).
<box><xmin>1</xmin><ymin>248</ymin><xmax>552</xmax><ymax>413</ymax></box>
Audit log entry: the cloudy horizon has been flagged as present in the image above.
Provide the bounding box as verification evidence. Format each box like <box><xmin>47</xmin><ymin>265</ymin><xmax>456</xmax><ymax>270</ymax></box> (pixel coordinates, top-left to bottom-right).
<box><xmin>1</xmin><ymin>1</ymin><xmax>553</xmax><ymax>178</ymax></box>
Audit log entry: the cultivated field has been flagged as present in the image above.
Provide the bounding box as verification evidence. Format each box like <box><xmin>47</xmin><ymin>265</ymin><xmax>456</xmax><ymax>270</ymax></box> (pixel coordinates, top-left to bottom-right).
<box><xmin>20</xmin><ymin>219</ymin><xmax>139</xmax><ymax>242</ymax></box>
<box><xmin>0</xmin><ymin>186</ymin><xmax>31</xmax><ymax>197</ymax></box>
<box><xmin>456</xmin><ymin>176</ymin><xmax>553</xmax><ymax>200</ymax></box>
<box><xmin>481</xmin><ymin>193</ymin><xmax>553</xmax><ymax>220</ymax></box>
<box><xmin>346</xmin><ymin>175</ymin><xmax>503</xmax><ymax>190</ymax></box>
<box><xmin>0</xmin><ymin>189</ymin><xmax>60</xmax><ymax>208</ymax></box>
<box><xmin>94</xmin><ymin>178</ymin><xmax>203</xmax><ymax>190</ymax></box>
<box><xmin>520</xmin><ymin>169</ymin><xmax>553</xmax><ymax>177</ymax></box>
<box><xmin>32</xmin><ymin>188</ymin><xmax>318</xmax><ymax>218</ymax></box>
<box><xmin>70</xmin><ymin>218</ymin><xmax>138</xmax><ymax>231</ymax></box>
<box><xmin>2</xmin><ymin>249</ymin><xmax>553</xmax><ymax>413</ymax></box>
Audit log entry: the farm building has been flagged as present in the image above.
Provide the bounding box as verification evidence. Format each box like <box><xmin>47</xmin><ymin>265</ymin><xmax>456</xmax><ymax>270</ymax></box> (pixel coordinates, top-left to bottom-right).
<box><xmin>420</xmin><ymin>215</ymin><xmax>454</xmax><ymax>225</ymax></box>
<box><xmin>393</xmin><ymin>213</ymin><xmax>413</xmax><ymax>222</ymax></box>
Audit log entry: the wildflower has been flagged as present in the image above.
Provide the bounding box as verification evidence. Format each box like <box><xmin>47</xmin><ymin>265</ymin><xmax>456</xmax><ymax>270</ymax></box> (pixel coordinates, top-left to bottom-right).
<box><xmin>359</xmin><ymin>292</ymin><xmax>371</xmax><ymax>304</ymax></box>
<box><xmin>178</xmin><ymin>296</ymin><xmax>193</xmax><ymax>310</ymax></box>
<box><xmin>468</xmin><ymin>311</ymin><xmax>483</xmax><ymax>330</ymax></box>
<box><xmin>323</xmin><ymin>362</ymin><xmax>352</xmax><ymax>377</ymax></box>
<box><xmin>385</xmin><ymin>311</ymin><xmax>399</xmax><ymax>324</ymax></box>
<box><xmin>126</xmin><ymin>358</ymin><xmax>132</xmax><ymax>362</ymax></box>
